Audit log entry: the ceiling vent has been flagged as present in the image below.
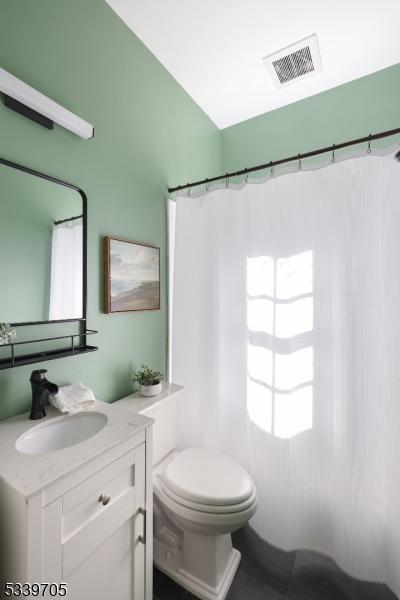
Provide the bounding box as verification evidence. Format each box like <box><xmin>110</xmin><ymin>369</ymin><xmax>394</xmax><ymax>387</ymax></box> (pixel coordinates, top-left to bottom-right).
<box><xmin>263</xmin><ymin>34</ymin><xmax>322</xmax><ymax>89</ymax></box>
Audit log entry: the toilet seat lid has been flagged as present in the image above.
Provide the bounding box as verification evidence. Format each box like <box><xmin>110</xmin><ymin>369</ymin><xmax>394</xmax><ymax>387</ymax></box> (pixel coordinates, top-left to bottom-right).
<box><xmin>162</xmin><ymin>448</ymin><xmax>254</xmax><ymax>506</ymax></box>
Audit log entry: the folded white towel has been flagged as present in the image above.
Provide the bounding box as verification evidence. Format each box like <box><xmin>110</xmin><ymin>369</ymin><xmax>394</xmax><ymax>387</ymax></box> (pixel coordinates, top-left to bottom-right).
<box><xmin>50</xmin><ymin>383</ymin><xmax>96</xmax><ymax>415</ymax></box>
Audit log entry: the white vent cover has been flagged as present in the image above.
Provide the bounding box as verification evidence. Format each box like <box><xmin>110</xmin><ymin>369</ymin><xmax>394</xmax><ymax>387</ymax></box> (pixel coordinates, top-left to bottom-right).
<box><xmin>263</xmin><ymin>34</ymin><xmax>322</xmax><ymax>88</ymax></box>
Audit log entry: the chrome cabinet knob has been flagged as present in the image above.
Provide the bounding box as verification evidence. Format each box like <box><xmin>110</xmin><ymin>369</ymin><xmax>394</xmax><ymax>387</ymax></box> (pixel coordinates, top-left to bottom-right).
<box><xmin>99</xmin><ymin>493</ymin><xmax>110</xmax><ymax>506</ymax></box>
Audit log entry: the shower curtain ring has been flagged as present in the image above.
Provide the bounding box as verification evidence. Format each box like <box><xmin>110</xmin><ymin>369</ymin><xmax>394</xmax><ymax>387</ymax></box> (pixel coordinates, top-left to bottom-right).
<box><xmin>187</xmin><ymin>184</ymin><xmax>191</xmax><ymax>197</ymax></box>
<box><xmin>225</xmin><ymin>173</ymin><xmax>229</xmax><ymax>187</ymax></box>
<box><xmin>244</xmin><ymin>168</ymin><xmax>249</xmax><ymax>183</ymax></box>
<box><xmin>269</xmin><ymin>161</ymin><xmax>274</xmax><ymax>177</ymax></box>
<box><xmin>298</xmin><ymin>154</ymin><xmax>302</xmax><ymax>170</ymax></box>
<box><xmin>205</xmin><ymin>178</ymin><xmax>209</xmax><ymax>192</ymax></box>
<box><xmin>331</xmin><ymin>144</ymin><xmax>336</xmax><ymax>163</ymax></box>
<box><xmin>367</xmin><ymin>134</ymin><xmax>372</xmax><ymax>154</ymax></box>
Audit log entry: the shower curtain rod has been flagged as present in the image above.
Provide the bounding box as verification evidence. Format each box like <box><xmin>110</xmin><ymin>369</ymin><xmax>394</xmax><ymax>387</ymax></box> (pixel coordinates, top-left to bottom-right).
<box><xmin>168</xmin><ymin>126</ymin><xmax>400</xmax><ymax>193</ymax></box>
<box><xmin>54</xmin><ymin>214</ymin><xmax>83</xmax><ymax>225</ymax></box>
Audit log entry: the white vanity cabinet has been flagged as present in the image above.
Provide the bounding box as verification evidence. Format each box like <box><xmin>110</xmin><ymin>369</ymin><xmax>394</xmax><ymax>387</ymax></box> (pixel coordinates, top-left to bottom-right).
<box><xmin>0</xmin><ymin>404</ymin><xmax>153</xmax><ymax>600</ymax></box>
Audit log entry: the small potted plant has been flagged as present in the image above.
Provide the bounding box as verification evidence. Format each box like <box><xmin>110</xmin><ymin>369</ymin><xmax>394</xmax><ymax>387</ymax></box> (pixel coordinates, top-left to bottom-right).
<box><xmin>133</xmin><ymin>364</ymin><xmax>163</xmax><ymax>397</ymax></box>
<box><xmin>0</xmin><ymin>322</ymin><xmax>17</xmax><ymax>346</ymax></box>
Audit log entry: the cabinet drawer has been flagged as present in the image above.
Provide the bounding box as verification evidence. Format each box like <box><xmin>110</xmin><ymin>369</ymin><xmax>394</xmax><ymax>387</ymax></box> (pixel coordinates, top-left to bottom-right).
<box><xmin>62</xmin><ymin>449</ymin><xmax>135</xmax><ymax>541</ymax></box>
<box><xmin>63</xmin><ymin>485</ymin><xmax>135</xmax><ymax>578</ymax></box>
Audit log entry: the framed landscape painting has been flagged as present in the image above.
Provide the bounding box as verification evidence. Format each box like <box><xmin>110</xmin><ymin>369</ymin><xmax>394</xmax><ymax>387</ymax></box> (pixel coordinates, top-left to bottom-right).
<box><xmin>104</xmin><ymin>236</ymin><xmax>160</xmax><ymax>313</ymax></box>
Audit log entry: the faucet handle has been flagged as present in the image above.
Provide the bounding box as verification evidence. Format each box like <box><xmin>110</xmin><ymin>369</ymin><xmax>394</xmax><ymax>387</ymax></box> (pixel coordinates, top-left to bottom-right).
<box><xmin>30</xmin><ymin>369</ymin><xmax>48</xmax><ymax>382</ymax></box>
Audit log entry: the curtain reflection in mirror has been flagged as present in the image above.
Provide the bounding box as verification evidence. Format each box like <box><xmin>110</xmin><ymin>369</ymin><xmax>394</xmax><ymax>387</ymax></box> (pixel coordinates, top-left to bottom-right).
<box><xmin>49</xmin><ymin>217</ymin><xmax>83</xmax><ymax>320</ymax></box>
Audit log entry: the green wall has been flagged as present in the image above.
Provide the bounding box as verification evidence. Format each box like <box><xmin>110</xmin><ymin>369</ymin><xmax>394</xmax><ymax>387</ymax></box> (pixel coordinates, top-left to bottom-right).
<box><xmin>221</xmin><ymin>64</ymin><xmax>400</xmax><ymax>172</ymax></box>
<box><xmin>0</xmin><ymin>0</ymin><xmax>220</xmax><ymax>420</ymax></box>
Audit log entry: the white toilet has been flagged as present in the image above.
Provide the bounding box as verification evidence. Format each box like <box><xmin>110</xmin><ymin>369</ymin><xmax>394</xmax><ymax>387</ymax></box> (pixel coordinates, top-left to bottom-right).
<box><xmin>116</xmin><ymin>385</ymin><xmax>257</xmax><ymax>600</ymax></box>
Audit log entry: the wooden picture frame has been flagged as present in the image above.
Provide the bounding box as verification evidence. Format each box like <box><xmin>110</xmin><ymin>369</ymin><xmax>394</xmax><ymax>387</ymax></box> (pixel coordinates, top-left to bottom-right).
<box><xmin>104</xmin><ymin>236</ymin><xmax>160</xmax><ymax>313</ymax></box>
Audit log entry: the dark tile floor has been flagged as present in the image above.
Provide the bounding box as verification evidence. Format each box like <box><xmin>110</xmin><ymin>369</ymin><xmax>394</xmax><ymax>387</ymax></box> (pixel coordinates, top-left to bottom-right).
<box><xmin>153</xmin><ymin>525</ymin><xmax>398</xmax><ymax>600</ymax></box>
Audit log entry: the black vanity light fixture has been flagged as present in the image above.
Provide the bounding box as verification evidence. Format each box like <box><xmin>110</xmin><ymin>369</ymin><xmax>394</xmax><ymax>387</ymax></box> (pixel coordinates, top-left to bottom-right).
<box><xmin>0</xmin><ymin>67</ymin><xmax>94</xmax><ymax>139</ymax></box>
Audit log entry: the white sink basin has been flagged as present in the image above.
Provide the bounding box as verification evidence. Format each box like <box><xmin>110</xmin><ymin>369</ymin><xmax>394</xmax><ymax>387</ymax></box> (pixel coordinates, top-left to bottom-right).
<box><xmin>16</xmin><ymin>412</ymin><xmax>108</xmax><ymax>454</ymax></box>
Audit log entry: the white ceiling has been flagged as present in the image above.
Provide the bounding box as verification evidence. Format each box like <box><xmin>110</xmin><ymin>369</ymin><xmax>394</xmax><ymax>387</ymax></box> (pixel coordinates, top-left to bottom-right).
<box><xmin>105</xmin><ymin>0</ymin><xmax>400</xmax><ymax>129</ymax></box>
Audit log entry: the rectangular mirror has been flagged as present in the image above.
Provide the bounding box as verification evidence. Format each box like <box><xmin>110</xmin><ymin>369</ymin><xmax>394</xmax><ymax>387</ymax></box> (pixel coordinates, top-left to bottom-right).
<box><xmin>0</xmin><ymin>158</ymin><xmax>86</xmax><ymax>324</ymax></box>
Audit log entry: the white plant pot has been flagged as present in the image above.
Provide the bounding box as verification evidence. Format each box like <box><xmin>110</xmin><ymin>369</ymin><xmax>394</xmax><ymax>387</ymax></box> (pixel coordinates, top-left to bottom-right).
<box><xmin>140</xmin><ymin>382</ymin><xmax>162</xmax><ymax>397</ymax></box>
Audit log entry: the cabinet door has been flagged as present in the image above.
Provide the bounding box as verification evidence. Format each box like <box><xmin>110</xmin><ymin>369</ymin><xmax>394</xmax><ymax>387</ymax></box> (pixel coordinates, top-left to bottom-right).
<box><xmin>43</xmin><ymin>444</ymin><xmax>147</xmax><ymax>600</ymax></box>
<box><xmin>66</xmin><ymin>518</ymin><xmax>135</xmax><ymax>600</ymax></box>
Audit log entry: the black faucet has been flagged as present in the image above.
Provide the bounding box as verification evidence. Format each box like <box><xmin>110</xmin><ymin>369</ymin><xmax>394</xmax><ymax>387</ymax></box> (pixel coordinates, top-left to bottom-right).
<box><xmin>30</xmin><ymin>369</ymin><xmax>59</xmax><ymax>420</ymax></box>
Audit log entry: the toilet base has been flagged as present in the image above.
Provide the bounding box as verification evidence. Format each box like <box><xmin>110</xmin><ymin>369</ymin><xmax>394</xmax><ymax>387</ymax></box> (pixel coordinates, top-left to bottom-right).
<box><xmin>154</xmin><ymin>535</ymin><xmax>241</xmax><ymax>600</ymax></box>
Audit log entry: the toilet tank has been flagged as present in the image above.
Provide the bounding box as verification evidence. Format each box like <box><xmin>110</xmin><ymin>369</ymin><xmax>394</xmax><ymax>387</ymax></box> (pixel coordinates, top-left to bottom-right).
<box><xmin>115</xmin><ymin>383</ymin><xmax>183</xmax><ymax>466</ymax></box>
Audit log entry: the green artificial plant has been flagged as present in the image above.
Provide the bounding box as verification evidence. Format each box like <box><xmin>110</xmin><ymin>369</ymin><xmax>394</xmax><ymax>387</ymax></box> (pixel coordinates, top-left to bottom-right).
<box><xmin>133</xmin><ymin>364</ymin><xmax>163</xmax><ymax>386</ymax></box>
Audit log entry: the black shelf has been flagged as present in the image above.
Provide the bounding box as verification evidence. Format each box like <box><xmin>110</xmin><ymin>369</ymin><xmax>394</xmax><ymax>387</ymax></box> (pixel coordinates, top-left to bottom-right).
<box><xmin>0</xmin><ymin>328</ymin><xmax>98</xmax><ymax>370</ymax></box>
<box><xmin>0</xmin><ymin>344</ymin><xmax>98</xmax><ymax>370</ymax></box>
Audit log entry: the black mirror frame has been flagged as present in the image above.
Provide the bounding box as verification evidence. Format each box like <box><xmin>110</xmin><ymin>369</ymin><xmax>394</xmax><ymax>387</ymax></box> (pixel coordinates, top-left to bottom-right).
<box><xmin>0</xmin><ymin>156</ymin><xmax>97</xmax><ymax>369</ymax></box>
<box><xmin>0</xmin><ymin>156</ymin><xmax>87</xmax><ymax>326</ymax></box>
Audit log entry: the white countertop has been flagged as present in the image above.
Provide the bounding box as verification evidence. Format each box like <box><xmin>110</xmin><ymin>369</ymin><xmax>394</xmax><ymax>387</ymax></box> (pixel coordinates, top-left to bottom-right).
<box><xmin>0</xmin><ymin>400</ymin><xmax>153</xmax><ymax>499</ymax></box>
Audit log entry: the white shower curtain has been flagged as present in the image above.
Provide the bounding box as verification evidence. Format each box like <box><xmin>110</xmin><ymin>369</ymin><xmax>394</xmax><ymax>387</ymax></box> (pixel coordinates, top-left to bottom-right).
<box><xmin>49</xmin><ymin>218</ymin><xmax>83</xmax><ymax>320</ymax></box>
<box><xmin>171</xmin><ymin>150</ymin><xmax>400</xmax><ymax>596</ymax></box>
